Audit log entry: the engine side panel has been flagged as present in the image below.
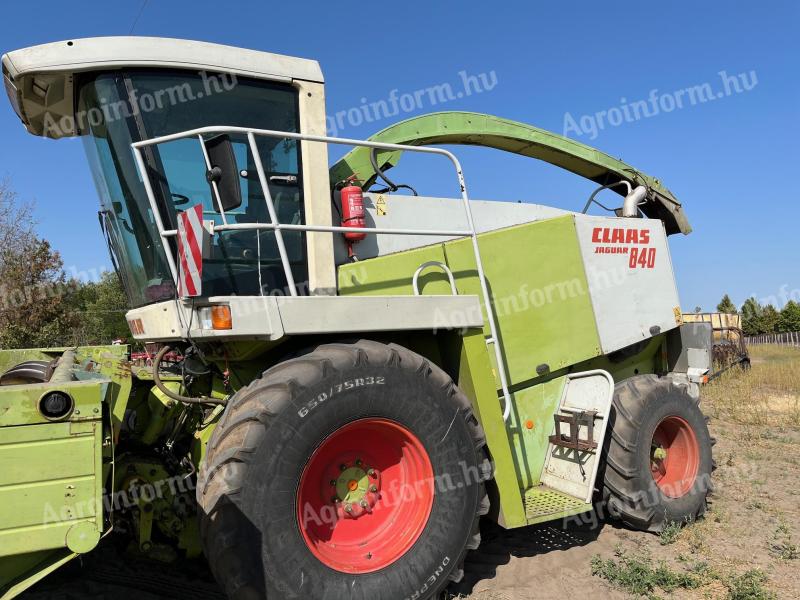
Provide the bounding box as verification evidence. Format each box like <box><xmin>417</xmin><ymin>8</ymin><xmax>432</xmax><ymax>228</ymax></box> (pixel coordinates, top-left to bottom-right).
<box><xmin>575</xmin><ymin>215</ymin><xmax>682</xmax><ymax>353</ymax></box>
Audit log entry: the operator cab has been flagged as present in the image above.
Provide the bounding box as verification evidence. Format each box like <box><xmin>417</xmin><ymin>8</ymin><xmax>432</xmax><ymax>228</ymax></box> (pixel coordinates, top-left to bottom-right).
<box><xmin>2</xmin><ymin>37</ymin><xmax>331</xmax><ymax>307</ymax></box>
<box><xmin>80</xmin><ymin>70</ymin><xmax>306</xmax><ymax>305</ymax></box>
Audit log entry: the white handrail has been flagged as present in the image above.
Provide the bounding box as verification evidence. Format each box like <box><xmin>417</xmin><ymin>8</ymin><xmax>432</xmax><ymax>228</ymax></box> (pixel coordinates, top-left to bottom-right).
<box><xmin>246</xmin><ymin>131</ymin><xmax>297</xmax><ymax>296</ymax></box>
<box><xmin>131</xmin><ymin>125</ymin><xmax>514</xmax><ymax>421</ymax></box>
<box><xmin>560</xmin><ymin>369</ymin><xmax>615</xmax><ymax>503</ymax></box>
<box><xmin>159</xmin><ymin>223</ymin><xmax>474</xmax><ymax>238</ymax></box>
<box><xmin>413</xmin><ymin>261</ymin><xmax>458</xmax><ymax>296</ymax></box>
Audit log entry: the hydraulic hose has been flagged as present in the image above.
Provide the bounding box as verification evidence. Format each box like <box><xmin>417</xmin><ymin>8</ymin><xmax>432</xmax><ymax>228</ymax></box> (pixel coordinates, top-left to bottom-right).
<box><xmin>153</xmin><ymin>345</ymin><xmax>226</xmax><ymax>406</ymax></box>
<box><xmin>369</xmin><ymin>148</ymin><xmax>418</xmax><ymax>196</ymax></box>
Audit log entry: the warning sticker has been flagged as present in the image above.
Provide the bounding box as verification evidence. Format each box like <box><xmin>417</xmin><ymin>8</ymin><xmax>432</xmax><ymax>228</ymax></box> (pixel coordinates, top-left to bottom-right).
<box><xmin>376</xmin><ymin>195</ymin><xmax>387</xmax><ymax>216</ymax></box>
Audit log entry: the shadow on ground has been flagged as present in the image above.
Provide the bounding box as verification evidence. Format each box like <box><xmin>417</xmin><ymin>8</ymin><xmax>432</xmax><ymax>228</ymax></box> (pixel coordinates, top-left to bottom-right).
<box><xmin>21</xmin><ymin>543</ymin><xmax>224</xmax><ymax>600</ymax></box>
<box><xmin>448</xmin><ymin>513</ymin><xmax>610</xmax><ymax>597</ymax></box>
<box><xmin>22</xmin><ymin>514</ymin><xmax>619</xmax><ymax>600</ymax></box>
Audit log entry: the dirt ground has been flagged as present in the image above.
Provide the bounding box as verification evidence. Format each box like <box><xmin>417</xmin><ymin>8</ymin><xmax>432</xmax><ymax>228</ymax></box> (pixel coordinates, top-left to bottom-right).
<box><xmin>22</xmin><ymin>346</ymin><xmax>800</xmax><ymax>600</ymax></box>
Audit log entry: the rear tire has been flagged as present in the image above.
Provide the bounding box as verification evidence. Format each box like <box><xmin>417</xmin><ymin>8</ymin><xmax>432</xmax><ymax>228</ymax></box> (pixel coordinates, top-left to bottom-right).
<box><xmin>602</xmin><ymin>374</ymin><xmax>713</xmax><ymax>532</ymax></box>
<box><xmin>197</xmin><ymin>340</ymin><xmax>489</xmax><ymax>600</ymax></box>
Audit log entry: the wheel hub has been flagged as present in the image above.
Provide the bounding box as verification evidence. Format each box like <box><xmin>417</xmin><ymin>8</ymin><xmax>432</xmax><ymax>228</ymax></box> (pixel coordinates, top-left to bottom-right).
<box><xmin>650</xmin><ymin>415</ymin><xmax>700</xmax><ymax>498</ymax></box>
<box><xmin>326</xmin><ymin>461</ymin><xmax>381</xmax><ymax>518</ymax></box>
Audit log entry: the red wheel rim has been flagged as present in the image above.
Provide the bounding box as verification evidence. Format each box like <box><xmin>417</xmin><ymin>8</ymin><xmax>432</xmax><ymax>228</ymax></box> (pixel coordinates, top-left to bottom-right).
<box><xmin>650</xmin><ymin>416</ymin><xmax>700</xmax><ymax>498</ymax></box>
<box><xmin>296</xmin><ymin>418</ymin><xmax>434</xmax><ymax>573</ymax></box>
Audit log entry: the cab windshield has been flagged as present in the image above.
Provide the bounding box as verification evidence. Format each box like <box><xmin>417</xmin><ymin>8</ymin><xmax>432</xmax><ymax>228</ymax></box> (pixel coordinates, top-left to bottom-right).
<box><xmin>78</xmin><ymin>69</ymin><xmax>306</xmax><ymax>307</ymax></box>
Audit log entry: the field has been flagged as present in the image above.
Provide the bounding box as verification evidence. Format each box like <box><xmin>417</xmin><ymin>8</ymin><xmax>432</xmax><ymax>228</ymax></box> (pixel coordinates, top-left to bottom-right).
<box><xmin>22</xmin><ymin>346</ymin><xmax>800</xmax><ymax>600</ymax></box>
<box><xmin>450</xmin><ymin>345</ymin><xmax>800</xmax><ymax>600</ymax></box>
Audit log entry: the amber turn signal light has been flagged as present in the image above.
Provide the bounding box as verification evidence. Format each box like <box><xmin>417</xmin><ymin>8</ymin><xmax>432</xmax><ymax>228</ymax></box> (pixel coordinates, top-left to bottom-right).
<box><xmin>211</xmin><ymin>305</ymin><xmax>233</xmax><ymax>330</ymax></box>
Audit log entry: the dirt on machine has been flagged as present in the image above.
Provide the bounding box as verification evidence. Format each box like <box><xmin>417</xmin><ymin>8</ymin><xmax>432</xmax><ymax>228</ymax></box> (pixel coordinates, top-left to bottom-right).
<box><xmin>0</xmin><ymin>37</ymin><xmax>716</xmax><ymax>600</ymax></box>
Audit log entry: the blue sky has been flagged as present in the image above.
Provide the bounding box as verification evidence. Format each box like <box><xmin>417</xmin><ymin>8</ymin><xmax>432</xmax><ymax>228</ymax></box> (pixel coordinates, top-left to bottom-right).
<box><xmin>0</xmin><ymin>0</ymin><xmax>797</xmax><ymax>311</ymax></box>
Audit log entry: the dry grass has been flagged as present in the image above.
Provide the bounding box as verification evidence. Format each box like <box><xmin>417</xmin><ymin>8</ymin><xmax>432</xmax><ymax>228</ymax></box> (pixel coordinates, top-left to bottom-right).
<box><xmin>703</xmin><ymin>345</ymin><xmax>800</xmax><ymax>426</ymax></box>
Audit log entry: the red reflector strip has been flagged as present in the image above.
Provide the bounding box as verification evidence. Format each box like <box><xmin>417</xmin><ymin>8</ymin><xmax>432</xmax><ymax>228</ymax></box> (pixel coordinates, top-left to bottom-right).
<box><xmin>128</xmin><ymin>318</ymin><xmax>145</xmax><ymax>336</ymax></box>
<box><xmin>177</xmin><ymin>204</ymin><xmax>204</xmax><ymax>298</ymax></box>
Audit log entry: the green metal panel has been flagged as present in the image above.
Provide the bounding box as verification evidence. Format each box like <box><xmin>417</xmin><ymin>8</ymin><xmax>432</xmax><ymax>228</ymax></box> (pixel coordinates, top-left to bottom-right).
<box><xmin>578</xmin><ymin>335</ymin><xmax>664</xmax><ymax>383</ymax></box>
<box><xmin>508</xmin><ymin>376</ymin><xmax>567</xmax><ymax>491</ymax></box>
<box><xmin>338</xmin><ymin>244</ymin><xmax>452</xmax><ymax>296</ymax></box>
<box><xmin>0</xmin><ymin>346</ymin><xmax>134</xmax><ymax>596</ymax></box>
<box><xmin>0</xmin><ymin>349</ymin><xmax>111</xmax><ymax>566</ymax></box>
<box><xmin>78</xmin><ymin>346</ymin><xmax>133</xmax><ymax>439</ymax></box>
<box><xmin>329</xmin><ymin>111</ymin><xmax>690</xmax><ymax>235</ymax></box>
<box><xmin>0</xmin><ymin>380</ymin><xmax>109</xmax><ymax>427</ymax></box>
<box><xmin>456</xmin><ymin>331</ymin><xmax>527</xmax><ymax>528</ymax></box>
<box><xmin>444</xmin><ymin>216</ymin><xmax>601</xmax><ymax>387</ymax></box>
<box><xmin>0</xmin><ymin>420</ymin><xmax>103</xmax><ymax>557</ymax></box>
<box><xmin>339</xmin><ymin>216</ymin><xmax>603</xmax><ymax>389</ymax></box>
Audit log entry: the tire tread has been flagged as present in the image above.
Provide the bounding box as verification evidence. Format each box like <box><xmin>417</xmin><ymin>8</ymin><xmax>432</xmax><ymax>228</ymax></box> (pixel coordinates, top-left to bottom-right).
<box><xmin>197</xmin><ymin>340</ymin><xmax>488</xmax><ymax>599</ymax></box>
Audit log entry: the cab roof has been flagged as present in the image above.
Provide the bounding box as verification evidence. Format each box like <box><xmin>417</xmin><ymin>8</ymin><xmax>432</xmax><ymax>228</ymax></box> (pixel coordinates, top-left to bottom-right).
<box><xmin>2</xmin><ymin>36</ymin><xmax>324</xmax><ymax>139</ymax></box>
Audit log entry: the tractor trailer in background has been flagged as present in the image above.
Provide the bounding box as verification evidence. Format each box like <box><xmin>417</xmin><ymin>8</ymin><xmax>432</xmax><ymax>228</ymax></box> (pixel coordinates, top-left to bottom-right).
<box><xmin>0</xmin><ymin>37</ymin><xmax>714</xmax><ymax>600</ymax></box>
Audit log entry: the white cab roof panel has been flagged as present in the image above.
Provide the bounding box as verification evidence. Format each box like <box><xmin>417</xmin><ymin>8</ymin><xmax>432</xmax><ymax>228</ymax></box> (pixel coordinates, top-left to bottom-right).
<box><xmin>2</xmin><ymin>36</ymin><xmax>323</xmax><ymax>138</ymax></box>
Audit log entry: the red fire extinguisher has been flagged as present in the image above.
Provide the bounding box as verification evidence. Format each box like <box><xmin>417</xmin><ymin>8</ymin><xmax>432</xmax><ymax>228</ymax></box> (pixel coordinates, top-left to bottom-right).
<box><xmin>339</xmin><ymin>176</ymin><xmax>366</xmax><ymax>258</ymax></box>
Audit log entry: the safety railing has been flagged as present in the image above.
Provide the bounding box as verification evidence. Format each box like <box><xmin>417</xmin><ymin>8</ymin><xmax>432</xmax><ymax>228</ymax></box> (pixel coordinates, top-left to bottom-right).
<box><xmin>130</xmin><ymin>126</ymin><xmax>514</xmax><ymax>421</ymax></box>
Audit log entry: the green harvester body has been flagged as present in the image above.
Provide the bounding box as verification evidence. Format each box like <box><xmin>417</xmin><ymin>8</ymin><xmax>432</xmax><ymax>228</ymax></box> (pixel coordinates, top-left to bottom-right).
<box><xmin>0</xmin><ymin>37</ymin><xmax>705</xmax><ymax>598</ymax></box>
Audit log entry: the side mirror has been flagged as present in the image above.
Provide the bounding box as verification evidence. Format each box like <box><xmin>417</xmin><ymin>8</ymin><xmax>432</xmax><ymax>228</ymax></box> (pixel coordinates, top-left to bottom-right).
<box><xmin>203</xmin><ymin>134</ymin><xmax>242</xmax><ymax>212</ymax></box>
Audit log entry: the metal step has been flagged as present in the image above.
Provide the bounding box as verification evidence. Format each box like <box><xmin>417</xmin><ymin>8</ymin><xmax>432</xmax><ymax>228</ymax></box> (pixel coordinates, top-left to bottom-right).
<box><xmin>539</xmin><ymin>370</ymin><xmax>614</xmax><ymax>504</ymax></box>
<box><xmin>524</xmin><ymin>486</ymin><xmax>588</xmax><ymax>521</ymax></box>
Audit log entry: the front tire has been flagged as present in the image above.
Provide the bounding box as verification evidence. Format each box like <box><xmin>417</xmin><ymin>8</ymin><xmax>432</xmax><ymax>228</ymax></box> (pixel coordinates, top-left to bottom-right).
<box><xmin>602</xmin><ymin>374</ymin><xmax>714</xmax><ymax>532</ymax></box>
<box><xmin>197</xmin><ymin>340</ymin><xmax>489</xmax><ymax>600</ymax></box>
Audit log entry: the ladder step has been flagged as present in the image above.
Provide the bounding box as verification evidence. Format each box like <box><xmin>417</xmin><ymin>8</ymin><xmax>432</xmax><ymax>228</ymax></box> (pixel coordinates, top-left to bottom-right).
<box><xmin>548</xmin><ymin>410</ymin><xmax>598</xmax><ymax>451</ymax></box>
<box><xmin>524</xmin><ymin>486</ymin><xmax>587</xmax><ymax>520</ymax></box>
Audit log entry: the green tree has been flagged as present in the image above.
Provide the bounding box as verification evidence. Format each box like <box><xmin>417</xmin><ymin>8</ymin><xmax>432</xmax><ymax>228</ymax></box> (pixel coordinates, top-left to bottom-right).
<box><xmin>70</xmin><ymin>271</ymin><xmax>130</xmax><ymax>345</ymax></box>
<box><xmin>741</xmin><ymin>297</ymin><xmax>764</xmax><ymax>335</ymax></box>
<box><xmin>0</xmin><ymin>181</ymin><xmax>79</xmax><ymax>348</ymax></box>
<box><xmin>716</xmin><ymin>294</ymin><xmax>737</xmax><ymax>314</ymax></box>
<box><xmin>0</xmin><ymin>181</ymin><xmax>132</xmax><ymax>349</ymax></box>
<box><xmin>761</xmin><ymin>304</ymin><xmax>780</xmax><ymax>333</ymax></box>
<box><xmin>778</xmin><ymin>301</ymin><xmax>800</xmax><ymax>332</ymax></box>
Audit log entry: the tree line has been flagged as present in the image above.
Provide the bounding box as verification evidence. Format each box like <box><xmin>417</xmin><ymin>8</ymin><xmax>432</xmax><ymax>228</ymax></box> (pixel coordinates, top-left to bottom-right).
<box><xmin>715</xmin><ymin>293</ymin><xmax>800</xmax><ymax>336</ymax></box>
<box><xmin>0</xmin><ymin>181</ymin><xmax>129</xmax><ymax>349</ymax></box>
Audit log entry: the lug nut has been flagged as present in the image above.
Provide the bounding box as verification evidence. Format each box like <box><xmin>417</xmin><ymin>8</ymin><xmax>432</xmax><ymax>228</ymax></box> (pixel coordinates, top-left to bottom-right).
<box><xmin>355</xmin><ymin>458</ymin><xmax>362</xmax><ymax>466</ymax></box>
<box><xmin>360</xmin><ymin>500</ymin><xmax>368</xmax><ymax>508</ymax></box>
<box><xmin>330</xmin><ymin>479</ymin><xmax>336</xmax><ymax>486</ymax></box>
<box><xmin>368</xmin><ymin>469</ymin><xmax>377</xmax><ymax>478</ymax></box>
<box><xmin>369</xmin><ymin>485</ymin><xmax>378</xmax><ymax>493</ymax></box>
<box><xmin>340</xmin><ymin>464</ymin><xmax>347</xmax><ymax>472</ymax></box>
<box><xmin>331</xmin><ymin>496</ymin><xmax>339</xmax><ymax>503</ymax></box>
<box><xmin>344</xmin><ymin>504</ymin><xmax>353</xmax><ymax>513</ymax></box>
